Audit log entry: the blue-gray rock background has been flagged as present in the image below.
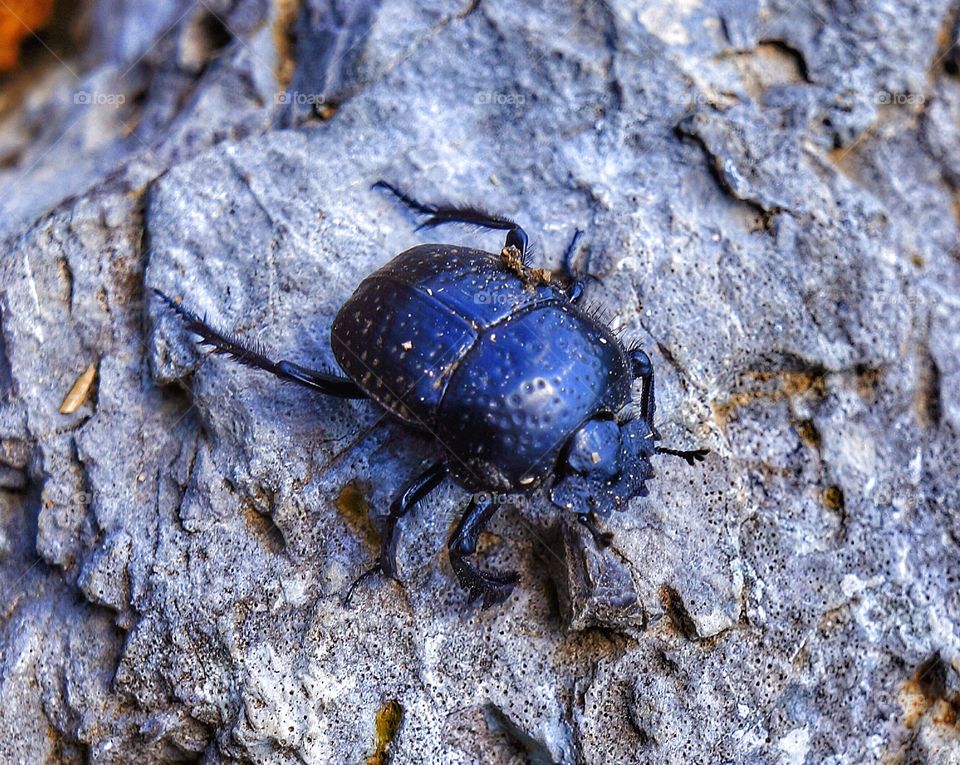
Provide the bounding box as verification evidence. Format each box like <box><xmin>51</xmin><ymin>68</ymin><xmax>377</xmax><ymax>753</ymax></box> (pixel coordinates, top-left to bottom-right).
<box><xmin>0</xmin><ymin>0</ymin><xmax>958</xmax><ymax>762</ymax></box>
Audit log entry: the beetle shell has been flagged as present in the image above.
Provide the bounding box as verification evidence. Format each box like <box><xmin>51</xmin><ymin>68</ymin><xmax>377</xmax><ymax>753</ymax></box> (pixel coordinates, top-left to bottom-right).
<box><xmin>331</xmin><ymin>244</ymin><xmax>632</xmax><ymax>492</ymax></box>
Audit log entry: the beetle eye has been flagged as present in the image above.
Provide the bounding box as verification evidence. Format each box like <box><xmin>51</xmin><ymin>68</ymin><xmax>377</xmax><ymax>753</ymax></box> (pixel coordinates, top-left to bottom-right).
<box><xmin>567</xmin><ymin>418</ymin><xmax>620</xmax><ymax>479</ymax></box>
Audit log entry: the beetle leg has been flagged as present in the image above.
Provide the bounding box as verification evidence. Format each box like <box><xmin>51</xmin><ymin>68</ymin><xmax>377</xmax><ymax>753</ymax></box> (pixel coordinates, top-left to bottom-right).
<box><xmin>655</xmin><ymin>446</ymin><xmax>709</xmax><ymax>465</ymax></box>
<box><xmin>562</xmin><ymin>228</ymin><xmax>585</xmax><ymax>272</ymax></box>
<box><xmin>577</xmin><ymin>512</ymin><xmax>614</xmax><ymax>548</ymax></box>
<box><xmin>155</xmin><ymin>290</ymin><xmax>366</xmax><ymax>398</ymax></box>
<box><xmin>448</xmin><ymin>495</ymin><xmax>519</xmax><ymax>609</ymax></box>
<box><xmin>629</xmin><ymin>348</ymin><xmax>710</xmax><ymax>464</ymax></box>
<box><xmin>629</xmin><ymin>349</ymin><xmax>658</xmax><ymax>436</ymax></box>
<box><xmin>373</xmin><ymin>180</ymin><xmax>530</xmax><ymax>261</ymax></box>
<box><xmin>562</xmin><ymin>228</ymin><xmax>587</xmax><ymax>304</ymax></box>
<box><xmin>561</xmin><ymin>228</ymin><xmax>604</xmax><ymax>304</ymax></box>
<box><xmin>342</xmin><ymin>461</ymin><xmax>447</xmax><ymax>606</ymax></box>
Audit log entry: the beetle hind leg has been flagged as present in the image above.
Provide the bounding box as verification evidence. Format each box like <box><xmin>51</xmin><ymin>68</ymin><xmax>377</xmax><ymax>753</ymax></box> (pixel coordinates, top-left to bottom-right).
<box><xmin>373</xmin><ymin>180</ymin><xmax>530</xmax><ymax>261</ymax></box>
<box><xmin>448</xmin><ymin>495</ymin><xmax>518</xmax><ymax>609</ymax></box>
<box><xmin>155</xmin><ymin>290</ymin><xmax>366</xmax><ymax>398</ymax></box>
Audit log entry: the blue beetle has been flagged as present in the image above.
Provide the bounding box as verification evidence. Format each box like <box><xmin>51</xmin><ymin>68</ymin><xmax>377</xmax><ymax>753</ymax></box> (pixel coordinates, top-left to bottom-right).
<box><xmin>156</xmin><ymin>182</ymin><xmax>707</xmax><ymax>608</ymax></box>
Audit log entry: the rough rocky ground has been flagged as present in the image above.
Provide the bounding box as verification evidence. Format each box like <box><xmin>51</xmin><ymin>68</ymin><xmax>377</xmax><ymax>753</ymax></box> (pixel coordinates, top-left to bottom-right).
<box><xmin>0</xmin><ymin>0</ymin><xmax>958</xmax><ymax>762</ymax></box>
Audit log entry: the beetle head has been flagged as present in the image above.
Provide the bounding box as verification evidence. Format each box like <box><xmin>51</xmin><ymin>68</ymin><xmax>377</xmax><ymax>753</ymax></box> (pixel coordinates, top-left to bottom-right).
<box><xmin>549</xmin><ymin>414</ymin><xmax>656</xmax><ymax>515</ymax></box>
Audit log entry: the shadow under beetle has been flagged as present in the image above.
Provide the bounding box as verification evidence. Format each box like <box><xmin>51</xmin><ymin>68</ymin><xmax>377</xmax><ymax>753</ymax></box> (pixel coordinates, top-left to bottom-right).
<box><xmin>156</xmin><ymin>182</ymin><xmax>708</xmax><ymax>609</ymax></box>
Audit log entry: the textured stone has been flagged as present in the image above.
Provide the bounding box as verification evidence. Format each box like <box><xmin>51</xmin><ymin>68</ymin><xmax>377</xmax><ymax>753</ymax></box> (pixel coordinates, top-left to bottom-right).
<box><xmin>0</xmin><ymin>0</ymin><xmax>958</xmax><ymax>763</ymax></box>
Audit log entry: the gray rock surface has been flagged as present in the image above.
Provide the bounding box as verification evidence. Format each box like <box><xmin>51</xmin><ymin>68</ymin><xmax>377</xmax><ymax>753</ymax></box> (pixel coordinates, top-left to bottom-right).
<box><xmin>1</xmin><ymin>0</ymin><xmax>959</xmax><ymax>762</ymax></box>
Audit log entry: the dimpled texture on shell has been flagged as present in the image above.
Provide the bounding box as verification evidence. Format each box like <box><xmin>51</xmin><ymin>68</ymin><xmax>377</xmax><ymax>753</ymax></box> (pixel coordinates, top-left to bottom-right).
<box><xmin>331</xmin><ymin>244</ymin><xmax>559</xmax><ymax>426</ymax></box>
<box><xmin>375</xmin><ymin>244</ymin><xmax>558</xmax><ymax>327</ymax></box>
<box><xmin>331</xmin><ymin>276</ymin><xmax>477</xmax><ymax>424</ymax></box>
<box><xmin>331</xmin><ymin>244</ymin><xmax>632</xmax><ymax>490</ymax></box>
<box><xmin>437</xmin><ymin>304</ymin><xmax>631</xmax><ymax>491</ymax></box>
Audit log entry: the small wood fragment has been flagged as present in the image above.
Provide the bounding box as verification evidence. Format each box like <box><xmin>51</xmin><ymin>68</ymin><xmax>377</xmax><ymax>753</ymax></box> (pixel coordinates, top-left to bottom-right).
<box><xmin>59</xmin><ymin>362</ymin><xmax>97</xmax><ymax>414</ymax></box>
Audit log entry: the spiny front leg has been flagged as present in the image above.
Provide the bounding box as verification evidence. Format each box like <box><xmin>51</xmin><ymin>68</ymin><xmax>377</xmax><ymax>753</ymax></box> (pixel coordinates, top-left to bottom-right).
<box><xmin>629</xmin><ymin>348</ymin><xmax>709</xmax><ymax>465</ymax></box>
<box><xmin>655</xmin><ymin>447</ymin><xmax>709</xmax><ymax>465</ymax></box>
